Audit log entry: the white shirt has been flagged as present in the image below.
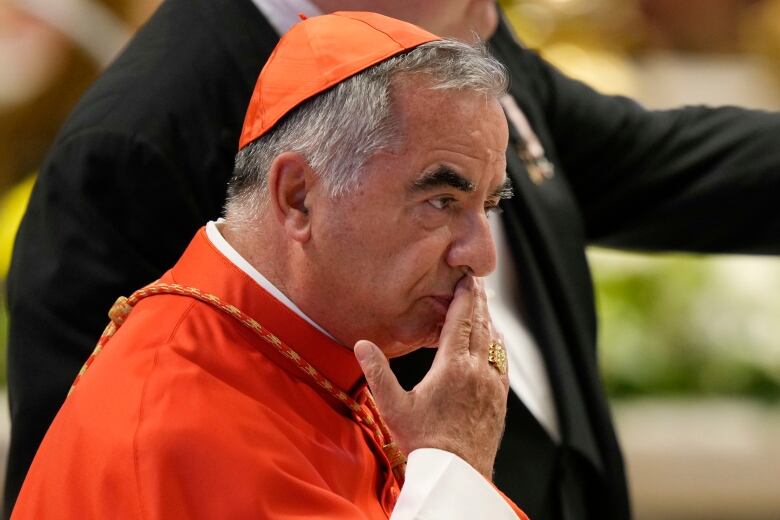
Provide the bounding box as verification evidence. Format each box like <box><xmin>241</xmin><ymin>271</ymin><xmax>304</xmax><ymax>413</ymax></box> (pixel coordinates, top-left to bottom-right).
<box><xmin>492</xmin><ymin>94</ymin><xmax>560</xmax><ymax>440</ymax></box>
<box><xmin>251</xmin><ymin>0</ymin><xmax>321</xmax><ymax>34</ymax></box>
<box><xmin>485</xmin><ymin>215</ymin><xmax>560</xmax><ymax>440</ymax></box>
<box><xmin>206</xmin><ymin>221</ymin><xmax>519</xmax><ymax>519</ymax></box>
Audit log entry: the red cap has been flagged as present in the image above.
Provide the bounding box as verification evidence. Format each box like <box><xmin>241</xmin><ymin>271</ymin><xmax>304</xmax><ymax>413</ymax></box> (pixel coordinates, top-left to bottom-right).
<box><xmin>238</xmin><ymin>11</ymin><xmax>441</xmax><ymax>149</ymax></box>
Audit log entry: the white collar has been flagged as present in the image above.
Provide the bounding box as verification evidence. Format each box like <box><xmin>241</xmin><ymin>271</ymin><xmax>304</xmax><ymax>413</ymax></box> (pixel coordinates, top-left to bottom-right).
<box><xmin>250</xmin><ymin>0</ymin><xmax>322</xmax><ymax>35</ymax></box>
<box><xmin>205</xmin><ymin>220</ymin><xmax>335</xmax><ymax>339</ymax></box>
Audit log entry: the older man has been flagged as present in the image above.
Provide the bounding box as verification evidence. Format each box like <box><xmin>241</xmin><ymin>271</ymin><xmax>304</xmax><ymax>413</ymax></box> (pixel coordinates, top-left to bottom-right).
<box><xmin>11</xmin><ymin>12</ymin><xmax>528</xmax><ymax>519</ymax></box>
<box><xmin>9</xmin><ymin>0</ymin><xmax>780</xmax><ymax>519</ymax></box>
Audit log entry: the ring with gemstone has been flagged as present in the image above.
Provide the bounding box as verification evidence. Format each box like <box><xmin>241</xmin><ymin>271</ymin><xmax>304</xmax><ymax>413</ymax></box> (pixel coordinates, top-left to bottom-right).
<box><xmin>488</xmin><ymin>340</ymin><xmax>507</xmax><ymax>375</ymax></box>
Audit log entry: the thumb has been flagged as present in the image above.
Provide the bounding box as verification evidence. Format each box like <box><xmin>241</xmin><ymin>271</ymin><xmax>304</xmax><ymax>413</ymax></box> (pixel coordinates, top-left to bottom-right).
<box><xmin>354</xmin><ymin>340</ymin><xmax>405</xmax><ymax>409</ymax></box>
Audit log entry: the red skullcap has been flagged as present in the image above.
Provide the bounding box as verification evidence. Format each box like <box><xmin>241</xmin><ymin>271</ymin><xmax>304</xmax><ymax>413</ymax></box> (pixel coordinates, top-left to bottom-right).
<box><xmin>238</xmin><ymin>11</ymin><xmax>440</xmax><ymax>149</ymax></box>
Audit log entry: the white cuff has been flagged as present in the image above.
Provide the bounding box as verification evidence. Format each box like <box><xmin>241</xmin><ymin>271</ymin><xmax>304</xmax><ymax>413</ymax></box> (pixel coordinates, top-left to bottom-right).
<box><xmin>390</xmin><ymin>448</ymin><xmax>518</xmax><ymax>519</ymax></box>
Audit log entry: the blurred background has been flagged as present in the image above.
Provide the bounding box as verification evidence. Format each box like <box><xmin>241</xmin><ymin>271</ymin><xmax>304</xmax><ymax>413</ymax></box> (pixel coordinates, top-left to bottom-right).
<box><xmin>1</xmin><ymin>0</ymin><xmax>779</xmax><ymax>518</ymax></box>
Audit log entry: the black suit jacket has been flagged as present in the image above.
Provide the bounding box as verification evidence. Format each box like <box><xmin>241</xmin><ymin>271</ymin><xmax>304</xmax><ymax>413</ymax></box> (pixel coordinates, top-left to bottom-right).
<box><xmin>6</xmin><ymin>1</ymin><xmax>780</xmax><ymax>518</ymax></box>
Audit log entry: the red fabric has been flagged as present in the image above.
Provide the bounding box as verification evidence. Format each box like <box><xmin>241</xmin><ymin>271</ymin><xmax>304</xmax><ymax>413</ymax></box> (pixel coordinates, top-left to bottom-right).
<box><xmin>238</xmin><ymin>11</ymin><xmax>439</xmax><ymax>149</ymax></box>
<box><xmin>13</xmin><ymin>228</ymin><xmax>400</xmax><ymax>519</ymax></box>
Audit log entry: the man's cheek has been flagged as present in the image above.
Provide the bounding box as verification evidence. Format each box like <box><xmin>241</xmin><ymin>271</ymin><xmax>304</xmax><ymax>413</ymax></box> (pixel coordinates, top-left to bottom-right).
<box><xmin>411</xmin><ymin>205</ymin><xmax>451</xmax><ymax>231</ymax></box>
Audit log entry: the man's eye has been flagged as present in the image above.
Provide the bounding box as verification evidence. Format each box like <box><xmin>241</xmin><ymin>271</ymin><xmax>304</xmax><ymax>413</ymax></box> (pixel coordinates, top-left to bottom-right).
<box><xmin>428</xmin><ymin>197</ymin><xmax>454</xmax><ymax>210</ymax></box>
<box><xmin>485</xmin><ymin>204</ymin><xmax>503</xmax><ymax>217</ymax></box>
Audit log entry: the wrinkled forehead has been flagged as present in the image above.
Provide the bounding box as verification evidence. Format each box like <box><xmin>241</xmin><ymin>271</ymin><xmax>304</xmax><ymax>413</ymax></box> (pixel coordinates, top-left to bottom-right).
<box><xmin>393</xmin><ymin>86</ymin><xmax>490</xmax><ymax>126</ymax></box>
<box><xmin>390</xmin><ymin>83</ymin><xmax>508</xmax><ymax>151</ymax></box>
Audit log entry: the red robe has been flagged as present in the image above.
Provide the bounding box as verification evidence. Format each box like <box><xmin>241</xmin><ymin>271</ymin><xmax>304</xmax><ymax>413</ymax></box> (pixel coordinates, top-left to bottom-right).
<box><xmin>13</xmin><ymin>228</ymin><xmax>527</xmax><ymax>519</ymax></box>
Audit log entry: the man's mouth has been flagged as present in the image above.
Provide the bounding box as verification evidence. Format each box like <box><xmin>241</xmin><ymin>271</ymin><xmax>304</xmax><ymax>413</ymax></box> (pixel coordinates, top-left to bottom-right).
<box><xmin>429</xmin><ymin>295</ymin><xmax>454</xmax><ymax>315</ymax></box>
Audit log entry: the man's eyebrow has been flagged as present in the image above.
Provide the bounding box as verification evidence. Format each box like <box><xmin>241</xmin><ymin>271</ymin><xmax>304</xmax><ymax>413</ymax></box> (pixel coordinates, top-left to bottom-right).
<box><xmin>491</xmin><ymin>177</ymin><xmax>514</xmax><ymax>200</ymax></box>
<box><xmin>409</xmin><ymin>166</ymin><xmax>475</xmax><ymax>193</ymax></box>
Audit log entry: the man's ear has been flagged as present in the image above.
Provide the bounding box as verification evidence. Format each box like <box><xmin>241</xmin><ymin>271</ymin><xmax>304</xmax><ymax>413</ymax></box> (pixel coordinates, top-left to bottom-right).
<box><xmin>267</xmin><ymin>152</ymin><xmax>315</xmax><ymax>242</ymax></box>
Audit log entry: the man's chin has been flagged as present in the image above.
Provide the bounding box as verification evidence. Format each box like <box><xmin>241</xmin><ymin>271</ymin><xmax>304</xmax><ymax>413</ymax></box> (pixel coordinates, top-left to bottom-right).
<box><xmin>466</xmin><ymin>1</ymin><xmax>500</xmax><ymax>40</ymax></box>
<box><xmin>382</xmin><ymin>345</ymin><xmax>420</xmax><ymax>359</ymax></box>
<box><xmin>380</xmin><ymin>328</ymin><xmax>441</xmax><ymax>358</ymax></box>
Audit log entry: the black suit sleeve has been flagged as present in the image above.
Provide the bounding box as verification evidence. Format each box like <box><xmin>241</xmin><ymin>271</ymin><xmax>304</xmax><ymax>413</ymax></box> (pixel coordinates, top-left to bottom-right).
<box><xmin>4</xmin><ymin>130</ymin><xmax>205</xmax><ymax>515</ymax></box>
<box><xmin>520</xmin><ymin>47</ymin><xmax>780</xmax><ymax>254</ymax></box>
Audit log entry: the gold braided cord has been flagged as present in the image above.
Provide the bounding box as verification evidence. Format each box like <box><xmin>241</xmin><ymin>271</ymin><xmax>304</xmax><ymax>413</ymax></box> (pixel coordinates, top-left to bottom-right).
<box><xmin>364</xmin><ymin>392</ymin><xmax>408</xmax><ymax>478</ymax></box>
<box><xmin>69</xmin><ymin>282</ymin><xmax>406</xmax><ymax>482</ymax></box>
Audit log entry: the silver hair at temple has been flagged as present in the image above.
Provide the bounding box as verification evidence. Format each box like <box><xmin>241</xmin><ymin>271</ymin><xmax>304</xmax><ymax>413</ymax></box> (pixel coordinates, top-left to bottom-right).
<box><xmin>225</xmin><ymin>38</ymin><xmax>508</xmax><ymax>220</ymax></box>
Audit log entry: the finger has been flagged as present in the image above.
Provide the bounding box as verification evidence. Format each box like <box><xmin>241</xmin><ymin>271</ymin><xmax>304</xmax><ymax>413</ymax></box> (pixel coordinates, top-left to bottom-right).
<box><xmin>469</xmin><ymin>277</ymin><xmax>491</xmax><ymax>358</ymax></box>
<box><xmin>485</xmin><ymin>295</ymin><xmax>500</xmax><ymax>339</ymax></box>
<box><xmin>437</xmin><ymin>275</ymin><xmax>476</xmax><ymax>357</ymax></box>
<box><xmin>354</xmin><ymin>340</ymin><xmax>405</xmax><ymax>410</ymax></box>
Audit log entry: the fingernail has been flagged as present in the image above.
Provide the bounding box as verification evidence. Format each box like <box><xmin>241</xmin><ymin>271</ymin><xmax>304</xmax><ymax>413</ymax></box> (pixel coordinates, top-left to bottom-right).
<box><xmin>354</xmin><ymin>341</ymin><xmax>370</xmax><ymax>363</ymax></box>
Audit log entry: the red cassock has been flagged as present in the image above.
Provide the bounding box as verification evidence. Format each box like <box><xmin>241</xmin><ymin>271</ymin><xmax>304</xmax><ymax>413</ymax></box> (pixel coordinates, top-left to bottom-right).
<box><xmin>13</xmin><ymin>228</ymin><xmax>527</xmax><ymax>519</ymax></box>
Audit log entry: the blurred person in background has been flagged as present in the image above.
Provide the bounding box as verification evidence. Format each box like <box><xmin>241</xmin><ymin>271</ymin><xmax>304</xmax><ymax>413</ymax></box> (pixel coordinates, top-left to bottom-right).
<box><xmin>0</xmin><ymin>0</ymin><xmax>159</xmax><ymax>197</ymax></box>
<box><xmin>5</xmin><ymin>1</ymin><xmax>780</xmax><ymax>520</ymax></box>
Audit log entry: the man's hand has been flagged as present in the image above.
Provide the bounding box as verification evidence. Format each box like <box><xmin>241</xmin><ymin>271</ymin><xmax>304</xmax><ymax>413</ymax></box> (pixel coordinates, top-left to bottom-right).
<box><xmin>354</xmin><ymin>276</ymin><xmax>509</xmax><ymax>480</ymax></box>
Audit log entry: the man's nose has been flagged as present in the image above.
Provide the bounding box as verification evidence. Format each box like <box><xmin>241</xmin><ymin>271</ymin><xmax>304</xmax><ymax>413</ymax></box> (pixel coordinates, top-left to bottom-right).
<box><xmin>446</xmin><ymin>213</ymin><xmax>497</xmax><ymax>277</ymax></box>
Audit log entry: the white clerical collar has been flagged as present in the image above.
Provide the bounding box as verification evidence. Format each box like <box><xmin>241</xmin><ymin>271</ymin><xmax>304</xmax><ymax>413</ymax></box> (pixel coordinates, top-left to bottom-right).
<box><xmin>205</xmin><ymin>220</ymin><xmax>335</xmax><ymax>340</ymax></box>
<box><xmin>250</xmin><ymin>0</ymin><xmax>322</xmax><ymax>35</ymax></box>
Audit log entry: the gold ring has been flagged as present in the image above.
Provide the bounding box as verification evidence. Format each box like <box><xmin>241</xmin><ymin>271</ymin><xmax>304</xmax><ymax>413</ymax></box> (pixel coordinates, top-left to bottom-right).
<box><xmin>488</xmin><ymin>340</ymin><xmax>507</xmax><ymax>375</ymax></box>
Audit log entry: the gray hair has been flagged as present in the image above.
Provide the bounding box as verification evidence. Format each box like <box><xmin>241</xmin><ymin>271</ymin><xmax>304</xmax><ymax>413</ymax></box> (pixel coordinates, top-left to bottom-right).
<box><xmin>225</xmin><ymin>38</ymin><xmax>508</xmax><ymax>220</ymax></box>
